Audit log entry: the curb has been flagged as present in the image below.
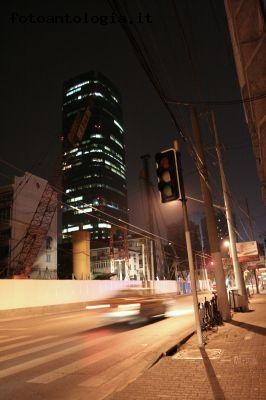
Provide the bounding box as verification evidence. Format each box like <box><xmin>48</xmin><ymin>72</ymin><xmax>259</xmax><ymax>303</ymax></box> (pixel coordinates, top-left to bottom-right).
<box><xmin>148</xmin><ymin>329</ymin><xmax>195</xmax><ymax>369</ymax></box>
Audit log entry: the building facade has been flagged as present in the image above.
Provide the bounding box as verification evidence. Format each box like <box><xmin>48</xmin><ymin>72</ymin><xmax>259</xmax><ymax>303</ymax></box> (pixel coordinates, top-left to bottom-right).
<box><xmin>62</xmin><ymin>71</ymin><xmax>128</xmax><ymax>248</ymax></box>
<box><xmin>0</xmin><ymin>173</ymin><xmax>57</xmax><ymax>279</ymax></box>
<box><xmin>224</xmin><ymin>0</ymin><xmax>266</xmax><ymax>205</ymax></box>
<box><xmin>91</xmin><ymin>246</ymin><xmax>141</xmax><ymax>281</ymax></box>
<box><xmin>200</xmin><ymin>210</ymin><xmax>229</xmax><ymax>253</ymax></box>
<box><xmin>90</xmin><ymin>236</ymin><xmax>156</xmax><ymax>281</ymax></box>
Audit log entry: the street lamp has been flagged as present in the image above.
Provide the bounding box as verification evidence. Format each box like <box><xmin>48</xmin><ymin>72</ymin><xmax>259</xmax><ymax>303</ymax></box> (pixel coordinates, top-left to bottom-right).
<box><xmin>223</xmin><ymin>240</ymin><xmax>230</xmax><ymax>249</ymax></box>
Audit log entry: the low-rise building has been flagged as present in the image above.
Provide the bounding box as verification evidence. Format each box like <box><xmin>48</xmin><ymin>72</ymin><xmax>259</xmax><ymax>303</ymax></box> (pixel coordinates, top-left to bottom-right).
<box><xmin>90</xmin><ymin>245</ymin><xmax>141</xmax><ymax>280</ymax></box>
<box><xmin>0</xmin><ymin>173</ymin><xmax>57</xmax><ymax>279</ymax></box>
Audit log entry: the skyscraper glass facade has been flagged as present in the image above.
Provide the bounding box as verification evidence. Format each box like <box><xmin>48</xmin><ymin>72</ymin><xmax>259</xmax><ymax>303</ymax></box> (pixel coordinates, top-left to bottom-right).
<box><xmin>62</xmin><ymin>71</ymin><xmax>128</xmax><ymax>248</ymax></box>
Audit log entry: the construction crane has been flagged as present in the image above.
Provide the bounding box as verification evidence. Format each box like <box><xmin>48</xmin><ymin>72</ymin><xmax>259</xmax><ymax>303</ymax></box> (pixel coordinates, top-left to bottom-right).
<box><xmin>67</xmin><ymin>98</ymin><xmax>92</xmax><ymax>145</ymax></box>
<box><xmin>11</xmin><ymin>183</ymin><xmax>58</xmax><ymax>278</ymax></box>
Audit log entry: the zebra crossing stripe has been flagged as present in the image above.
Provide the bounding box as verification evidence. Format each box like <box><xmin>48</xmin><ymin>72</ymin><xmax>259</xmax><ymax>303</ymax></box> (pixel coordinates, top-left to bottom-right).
<box><xmin>0</xmin><ymin>328</ymin><xmax>28</xmax><ymax>331</ymax></box>
<box><xmin>27</xmin><ymin>347</ymin><xmax>110</xmax><ymax>384</ymax></box>
<box><xmin>28</xmin><ymin>340</ymin><xmax>150</xmax><ymax>385</ymax></box>
<box><xmin>0</xmin><ymin>336</ymin><xmax>29</xmax><ymax>347</ymax></box>
<box><xmin>0</xmin><ymin>336</ymin><xmax>53</xmax><ymax>352</ymax></box>
<box><xmin>78</xmin><ymin>360</ymin><xmax>150</xmax><ymax>400</ymax></box>
<box><xmin>77</xmin><ymin>342</ymin><xmax>171</xmax><ymax>400</ymax></box>
<box><xmin>79</xmin><ymin>350</ymin><xmax>144</xmax><ymax>388</ymax></box>
<box><xmin>0</xmin><ymin>332</ymin><xmax>118</xmax><ymax>379</ymax></box>
<box><xmin>79</xmin><ymin>339</ymin><xmax>163</xmax><ymax>389</ymax></box>
<box><xmin>0</xmin><ymin>336</ymin><xmax>77</xmax><ymax>362</ymax></box>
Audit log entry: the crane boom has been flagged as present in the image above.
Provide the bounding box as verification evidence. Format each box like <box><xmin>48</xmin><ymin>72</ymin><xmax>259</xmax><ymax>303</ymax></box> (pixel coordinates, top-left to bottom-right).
<box><xmin>67</xmin><ymin>100</ymin><xmax>92</xmax><ymax>145</ymax></box>
<box><xmin>11</xmin><ymin>183</ymin><xmax>58</xmax><ymax>277</ymax></box>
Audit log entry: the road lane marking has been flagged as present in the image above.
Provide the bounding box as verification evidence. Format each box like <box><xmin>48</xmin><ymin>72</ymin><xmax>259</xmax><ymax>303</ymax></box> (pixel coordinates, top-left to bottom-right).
<box><xmin>0</xmin><ymin>328</ymin><xmax>28</xmax><ymax>331</ymax></box>
<box><xmin>80</xmin><ymin>350</ymin><xmax>144</xmax><ymax>387</ymax></box>
<box><xmin>0</xmin><ymin>336</ymin><xmax>53</xmax><ymax>352</ymax></box>
<box><xmin>28</xmin><ymin>340</ymin><xmax>142</xmax><ymax>385</ymax></box>
<box><xmin>0</xmin><ymin>332</ymin><xmax>119</xmax><ymax>379</ymax></box>
<box><xmin>27</xmin><ymin>347</ymin><xmax>110</xmax><ymax>384</ymax></box>
<box><xmin>79</xmin><ymin>337</ymin><xmax>164</xmax><ymax>389</ymax></box>
<box><xmin>0</xmin><ymin>336</ymin><xmax>78</xmax><ymax>362</ymax></box>
<box><xmin>79</xmin><ymin>357</ymin><xmax>154</xmax><ymax>400</ymax></box>
<box><xmin>0</xmin><ymin>336</ymin><xmax>29</xmax><ymax>347</ymax></box>
<box><xmin>79</xmin><ymin>334</ymin><xmax>181</xmax><ymax>400</ymax></box>
<box><xmin>28</xmin><ymin>332</ymin><xmax>171</xmax><ymax>386</ymax></box>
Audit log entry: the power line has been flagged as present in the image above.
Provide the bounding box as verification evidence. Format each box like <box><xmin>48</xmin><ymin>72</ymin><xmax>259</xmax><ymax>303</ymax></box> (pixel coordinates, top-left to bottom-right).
<box><xmin>166</xmin><ymin>93</ymin><xmax>266</xmax><ymax>107</ymax></box>
<box><xmin>108</xmin><ymin>0</ymin><xmax>211</xmax><ymax>189</ymax></box>
<box><xmin>0</xmin><ymin>157</ymin><xmax>208</xmax><ymax>258</ymax></box>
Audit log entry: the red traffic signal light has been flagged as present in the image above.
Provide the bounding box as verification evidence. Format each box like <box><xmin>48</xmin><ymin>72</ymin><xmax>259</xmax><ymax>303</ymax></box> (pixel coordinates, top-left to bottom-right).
<box><xmin>155</xmin><ymin>149</ymin><xmax>180</xmax><ymax>203</ymax></box>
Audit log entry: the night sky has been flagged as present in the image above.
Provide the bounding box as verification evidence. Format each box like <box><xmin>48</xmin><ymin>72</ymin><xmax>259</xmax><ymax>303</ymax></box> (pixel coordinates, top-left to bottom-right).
<box><xmin>1</xmin><ymin>0</ymin><xmax>265</xmax><ymax>244</ymax></box>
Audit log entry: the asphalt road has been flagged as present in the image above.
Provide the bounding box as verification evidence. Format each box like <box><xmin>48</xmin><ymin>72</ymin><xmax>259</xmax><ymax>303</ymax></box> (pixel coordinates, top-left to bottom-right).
<box><xmin>0</xmin><ymin>294</ymin><xmax>205</xmax><ymax>400</ymax></box>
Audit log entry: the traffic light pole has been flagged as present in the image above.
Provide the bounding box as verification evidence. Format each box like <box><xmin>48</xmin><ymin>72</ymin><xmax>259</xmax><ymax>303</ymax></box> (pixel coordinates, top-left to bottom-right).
<box><xmin>173</xmin><ymin>140</ymin><xmax>203</xmax><ymax>348</ymax></box>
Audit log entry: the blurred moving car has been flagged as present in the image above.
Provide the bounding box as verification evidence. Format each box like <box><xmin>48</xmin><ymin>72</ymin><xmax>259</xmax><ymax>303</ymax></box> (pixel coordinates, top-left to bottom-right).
<box><xmin>85</xmin><ymin>287</ymin><xmax>168</xmax><ymax>323</ymax></box>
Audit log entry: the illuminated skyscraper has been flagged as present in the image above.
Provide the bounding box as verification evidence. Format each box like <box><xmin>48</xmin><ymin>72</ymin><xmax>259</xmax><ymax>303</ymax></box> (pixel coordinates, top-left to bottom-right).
<box><xmin>61</xmin><ymin>71</ymin><xmax>128</xmax><ymax>248</ymax></box>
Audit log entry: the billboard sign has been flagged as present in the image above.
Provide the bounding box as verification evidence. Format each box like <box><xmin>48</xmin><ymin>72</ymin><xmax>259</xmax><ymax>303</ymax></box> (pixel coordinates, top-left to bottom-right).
<box><xmin>243</xmin><ymin>256</ymin><xmax>265</xmax><ymax>270</ymax></box>
<box><xmin>236</xmin><ymin>241</ymin><xmax>259</xmax><ymax>262</ymax></box>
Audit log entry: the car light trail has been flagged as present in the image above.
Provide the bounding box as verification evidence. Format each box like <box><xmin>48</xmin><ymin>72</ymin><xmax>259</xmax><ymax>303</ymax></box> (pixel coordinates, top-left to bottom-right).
<box><xmin>165</xmin><ymin>308</ymin><xmax>194</xmax><ymax>317</ymax></box>
<box><xmin>85</xmin><ymin>304</ymin><xmax>111</xmax><ymax>310</ymax></box>
<box><xmin>103</xmin><ymin>310</ymin><xmax>140</xmax><ymax>317</ymax></box>
<box><xmin>117</xmin><ymin>303</ymin><xmax>140</xmax><ymax>310</ymax></box>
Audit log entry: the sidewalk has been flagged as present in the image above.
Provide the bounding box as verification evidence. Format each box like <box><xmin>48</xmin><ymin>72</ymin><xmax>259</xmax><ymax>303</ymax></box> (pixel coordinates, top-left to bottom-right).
<box><xmin>108</xmin><ymin>293</ymin><xmax>266</xmax><ymax>400</ymax></box>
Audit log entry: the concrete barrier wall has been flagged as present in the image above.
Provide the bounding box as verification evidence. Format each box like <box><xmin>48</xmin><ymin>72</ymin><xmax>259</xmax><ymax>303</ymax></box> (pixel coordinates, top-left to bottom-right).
<box><xmin>0</xmin><ymin>279</ymin><xmax>179</xmax><ymax>311</ymax></box>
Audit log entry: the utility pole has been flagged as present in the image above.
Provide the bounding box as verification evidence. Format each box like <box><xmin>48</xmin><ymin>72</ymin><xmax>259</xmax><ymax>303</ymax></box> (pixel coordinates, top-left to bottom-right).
<box><xmin>191</xmin><ymin>107</ymin><xmax>231</xmax><ymax>321</ymax></box>
<box><xmin>199</xmin><ymin>220</ymin><xmax>211</xmax><ymax>291</ymax></box>
<box><xmin>211</xmin><ymin>111</ymin><xmax>249</xmax><ymax>310</ymax></box>
<box><xmin>150</xmin><ymin>240</ymin><xmax>155</xmax><ymax>281</ymax></box>
<box><xmin>141</xmin><ymin>243</ymin><xmax>148</xmax><ymax>281</ymax></box>
<box><xmin>174</xmin><ymin>140</ymin><xmax>203</xmax><ymax>347</ymax></box>
<box><xmin>245</xmin><ymin>197</ymin><xmax>259</xmax><ymax>294</ymax></box>
<box><xmin>141</xmin><ymin>154</ymin><xmax>156</xmax><ymax>281</ymax></box>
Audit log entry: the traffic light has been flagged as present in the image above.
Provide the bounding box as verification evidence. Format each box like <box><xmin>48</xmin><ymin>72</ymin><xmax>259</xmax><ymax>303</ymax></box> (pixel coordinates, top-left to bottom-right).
<box><xmin>155</xmin><ymin>149</ymin><xmax>180</xmax><ymax>203</ymax></box>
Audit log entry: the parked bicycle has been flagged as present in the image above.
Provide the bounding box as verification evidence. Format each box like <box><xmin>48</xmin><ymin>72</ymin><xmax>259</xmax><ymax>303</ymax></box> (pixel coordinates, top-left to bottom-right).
<box><xmin>198</xmin><ymin>293</ymin><xmax>223</xmax><ymax>336</ymax></box>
